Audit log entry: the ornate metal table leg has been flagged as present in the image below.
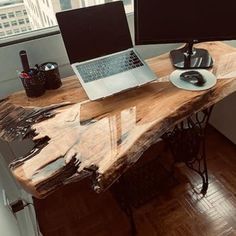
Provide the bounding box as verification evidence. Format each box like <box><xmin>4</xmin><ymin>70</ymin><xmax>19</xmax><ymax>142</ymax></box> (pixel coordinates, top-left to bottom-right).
<box><xmin>162</xmin><ymin>106</ymin><xmax>213</xmax><ymax>195</ymax></box>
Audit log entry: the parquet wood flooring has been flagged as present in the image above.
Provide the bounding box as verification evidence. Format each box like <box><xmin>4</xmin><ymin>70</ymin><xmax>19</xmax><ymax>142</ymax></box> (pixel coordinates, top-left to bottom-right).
<box><xmin>34</xmin><ymin>127</ymin><xmax>236</xmax><ymax>236</ymax></box>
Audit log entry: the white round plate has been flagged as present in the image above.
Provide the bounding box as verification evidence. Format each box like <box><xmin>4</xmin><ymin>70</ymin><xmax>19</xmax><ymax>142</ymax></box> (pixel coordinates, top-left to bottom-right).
<box><xmin>169</xmin><ymin>69</ymin><xmax>217</xmax><ymax>91</ymax></box>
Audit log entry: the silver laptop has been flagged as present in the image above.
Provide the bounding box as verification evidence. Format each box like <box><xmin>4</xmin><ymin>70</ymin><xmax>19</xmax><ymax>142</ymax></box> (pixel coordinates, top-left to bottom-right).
<box><xmin>56</xmin><ymin>1</ymin><xmax>157</xmax><ymax>100</ymax></box>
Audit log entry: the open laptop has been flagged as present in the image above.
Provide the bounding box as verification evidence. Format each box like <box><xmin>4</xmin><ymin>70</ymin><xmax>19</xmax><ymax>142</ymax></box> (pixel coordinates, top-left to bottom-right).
<box><xmin>56</xmin><ymin>1</ymin><xmax>157</xmax><ymax>100</ymax></box>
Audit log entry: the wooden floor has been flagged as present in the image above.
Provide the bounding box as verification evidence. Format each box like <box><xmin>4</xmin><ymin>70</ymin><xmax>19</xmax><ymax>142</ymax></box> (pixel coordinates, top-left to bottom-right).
<box><xmin>34</xmin><ymin>127</ymin><xmax>236</xmax><ymax>236</ymax></box>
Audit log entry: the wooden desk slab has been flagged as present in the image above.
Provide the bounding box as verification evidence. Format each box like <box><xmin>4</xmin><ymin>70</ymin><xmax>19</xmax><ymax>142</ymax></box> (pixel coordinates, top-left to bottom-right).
<box><xmin>1</xmin><ymin>42</ymin><xmax>236</xmax><ymax>198</ymax></box>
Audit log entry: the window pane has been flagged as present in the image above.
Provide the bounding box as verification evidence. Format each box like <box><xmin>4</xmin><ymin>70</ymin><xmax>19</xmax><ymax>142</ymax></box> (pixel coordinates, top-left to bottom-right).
<box><xmin>11</xmin><ymin>20</ymin><xmax>17</xmax><ymax>26</ymax></box>
<box><xmin>0</xmin><ymin>0</ymin><xmax>133</xmax><ymax>39</ymax></box>
<box><xmin>6</xmin><ymin>30</ymin><xmax>13</xmax><ymax>35</ymax></box>
<box><xmin>15</xmin><ymin>10</ymin><xmax>22</xmax><ymax>17</ymax></box>
<box><xmin>3</xmin><ymin>22</ymin><xmax>10</xmax><ymax>28</ymax></box>
<box><xmin>18</xmin><ymin>19</ymin><xmax>25</xmax><ymax>24</ymax></box>
<box><xmin>8</xmin><ymin>12</ymin><xmax>15</xmax><ymax>18</ymax></box>
<box><xmin>0</xmin><ymin>14</ymin><xmax>7</xmax><ymax>20</ymax></box>
<box><xmin>21</xmin><ymin>27</ymin><xmax>27</xmax><ymax>32</ymax></box>
<box><xmin>14</xmin><ymin>28</ymin><xmax>20</xmax><ymax>33</ymax></box>
<box><xmin>60</xmin><ymin>0</ymin><xmax>72</xmax><ymax>10</ymax></box>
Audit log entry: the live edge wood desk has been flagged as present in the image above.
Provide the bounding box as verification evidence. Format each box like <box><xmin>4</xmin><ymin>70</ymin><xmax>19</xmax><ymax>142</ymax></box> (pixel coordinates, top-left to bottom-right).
<box><xmin>1</xmin><ymin>42</ymin><xmax>236</xmax><ymax>200</ymax></box>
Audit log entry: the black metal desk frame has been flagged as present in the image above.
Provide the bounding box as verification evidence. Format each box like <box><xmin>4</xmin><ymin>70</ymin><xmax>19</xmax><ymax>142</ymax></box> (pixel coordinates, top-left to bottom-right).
<box><xmin>111</xmin><ymin>106</ymin><xmax>213</xmax><ymax>235</ymax></box>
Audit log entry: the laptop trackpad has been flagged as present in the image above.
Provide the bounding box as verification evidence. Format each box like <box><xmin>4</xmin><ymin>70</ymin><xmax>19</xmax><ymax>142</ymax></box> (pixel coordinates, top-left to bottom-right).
<box><xmin>103</xmin><ymin>72</ymin><xmax>138</xmax><ymax>94</ymax></box>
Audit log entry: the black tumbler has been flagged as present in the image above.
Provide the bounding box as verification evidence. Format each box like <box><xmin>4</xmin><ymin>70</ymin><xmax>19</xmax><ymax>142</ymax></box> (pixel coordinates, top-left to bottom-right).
<box><xmin>20</xmin><ymin>69</ymin><xmax>45</xmax><ymax>97</ymax></box>
<box><xmin>39</xmin><ymin>62</ymin><xmax>62</xmax><ymax>90</ymax></box>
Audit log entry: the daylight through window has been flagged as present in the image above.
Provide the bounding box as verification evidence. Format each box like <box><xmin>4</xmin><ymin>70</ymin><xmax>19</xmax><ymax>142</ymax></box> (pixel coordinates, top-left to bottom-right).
<box><xmin>0</xmin><ymin>0</ymin><xmax>133</xmax><ymax>40</ymax></box>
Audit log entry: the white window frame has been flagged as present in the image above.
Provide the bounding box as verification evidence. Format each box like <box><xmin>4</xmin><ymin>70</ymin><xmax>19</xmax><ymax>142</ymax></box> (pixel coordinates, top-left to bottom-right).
<box><xmin>0</xmin><ymin>0</ymin><xmax>133</xmax><ymax>47</ymax></box>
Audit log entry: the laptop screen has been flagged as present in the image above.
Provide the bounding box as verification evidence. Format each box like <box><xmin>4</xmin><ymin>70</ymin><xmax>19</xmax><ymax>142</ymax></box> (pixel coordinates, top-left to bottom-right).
<box><xmin>56</xmin><ymin>1</ymin><xmax>133</xmax><ymax>64</ymax></box>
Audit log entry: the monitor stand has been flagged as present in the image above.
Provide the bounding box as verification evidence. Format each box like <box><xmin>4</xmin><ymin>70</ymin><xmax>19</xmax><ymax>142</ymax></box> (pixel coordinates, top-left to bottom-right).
<box><xmin>170</xmin><ymin>42</ymin><xmax>213</xmax><ymax>69</ymax></box>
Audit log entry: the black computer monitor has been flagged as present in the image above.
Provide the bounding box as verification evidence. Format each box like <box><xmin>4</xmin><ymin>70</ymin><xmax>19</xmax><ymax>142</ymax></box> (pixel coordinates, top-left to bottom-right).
<box><xmin>134</xmin><ymin>0</ymin><xmax>236</xmax><ymax>69</ymax></box>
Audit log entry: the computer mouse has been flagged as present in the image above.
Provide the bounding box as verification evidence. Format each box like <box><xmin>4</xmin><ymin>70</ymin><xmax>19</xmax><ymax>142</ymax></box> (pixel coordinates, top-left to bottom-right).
<box><xmin>180</xmin><ymin>71</ymin><xmax>206</xmax><ymax>86</ymax></box>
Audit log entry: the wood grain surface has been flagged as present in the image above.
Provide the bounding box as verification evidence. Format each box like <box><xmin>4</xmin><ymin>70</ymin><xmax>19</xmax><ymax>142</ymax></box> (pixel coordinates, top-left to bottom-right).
<box><xmin>1</xmin><ymin>41</ymin><xmax>236</xmax><ymax>198</ymax></box>
<box><xmin>34</xmin><ymin>127</ymin><xmax>236</xmax><ymax>236</ymax></box>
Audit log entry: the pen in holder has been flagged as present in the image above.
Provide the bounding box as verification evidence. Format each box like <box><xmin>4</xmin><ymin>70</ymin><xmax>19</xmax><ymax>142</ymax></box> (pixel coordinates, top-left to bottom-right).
<box><xmin>19</xmin><ymin>69</ymin><xmax>45</xmax><ymax>97</ymax></box>
<box><xmin>19</xmin><ymin>50</ymin><xmax>45</xmax><ymax>97</ymax></box>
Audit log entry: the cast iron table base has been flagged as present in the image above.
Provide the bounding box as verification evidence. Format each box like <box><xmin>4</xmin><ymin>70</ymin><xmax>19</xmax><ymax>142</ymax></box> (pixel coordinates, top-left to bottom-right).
<box><xmin>162</xmin><ymin>106</ymin><xmax>213</xmax><ymax>195</ymax></box>
<box><xmin>111</xmin><ymin>107</ymin><xmax>213</xmax><ymax>235</ymax></box>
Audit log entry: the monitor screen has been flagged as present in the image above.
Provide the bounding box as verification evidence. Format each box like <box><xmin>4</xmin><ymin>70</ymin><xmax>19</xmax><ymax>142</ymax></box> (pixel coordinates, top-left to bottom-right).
<box><xmin>56</xmin><ymin>1</ymin><xmax>133</xmax><ymax>64</ymax></box>
<box><xmin>135</xmin><ymin>0</ymin><xmax>236</xmax><ymax>45</ymax></box>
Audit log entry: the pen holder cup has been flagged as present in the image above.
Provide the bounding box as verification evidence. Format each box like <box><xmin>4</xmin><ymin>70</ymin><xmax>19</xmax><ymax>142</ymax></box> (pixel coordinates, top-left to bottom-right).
<box><xmin>20</xmin><ymin>69</ymin><xmax>45</xmax><ymax>98</ymax></box>
<box><xmin>39</xmin><ymin>62</ymin><xmax>62</xmax><ymax>90</ymax></box>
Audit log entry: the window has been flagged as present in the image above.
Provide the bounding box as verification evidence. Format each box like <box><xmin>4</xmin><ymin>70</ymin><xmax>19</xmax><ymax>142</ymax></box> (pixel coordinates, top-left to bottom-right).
<box><xmin>6</xmin><ymin>30</ymin><xmax>13</xmax><ymax>35</ymax></box>
<box><xmin>18</xmin><ymin>19</ymin><xmax>25</xmax><ymax>25</ymax></box>
<box><xmin>15</xmin><ymin>11</ymin><xmax>22</xmax><ymax>17</ymax></box>
<box><xmin>0</xmin><ymin>31</ymin><xmax>5</xmax><ymax>37</ymax></box>
<box><xmin>0</xmin><ymin>14</ymin><xmax>7</xmax><ymax>20</ymax></box>
<box><xmin>3</xmin><ymin>22</ymin><xmax>10</xmax><ymax>28</ymax></box>
<box><xmin>11</xmin><ymin>21</ymin><xmax>17</xmax><ymax>26</ymax></box>
<box><xmin>0</xmin><ymin>23</ymin><xmax>2</xmax><ymax>29</ymax></box>
<box><xmin>14</xmin><ymin>29</ymin><xmax>20</xmax><ymax>34</ymax></box>
<box><xmin>21</xmin><ymin>27</ymin><xmax>27</xmax><ymax>32</ymax></box>
<box><xmin>122</xmin><ymin>0</ymin><xmax>133</xmax><ymax>12</ymax></box>
<box><xmin>0</xmin><ymin>0</ymin><xmax>133</xmax><ymax>40</ymax></box>
<box><xmin>123</xmin><ymin>0</ymin><xmax>132</xmax><ymax>5</ymax></box>
<box><xmin>60</xmin><ymin>0</ymin><xmax>72</xmax><ymax>10</ymax></box>
<box><xmin>8</xmin><ymin>12</ymin><xmax>15</xmax><ymax>18</ymax></box>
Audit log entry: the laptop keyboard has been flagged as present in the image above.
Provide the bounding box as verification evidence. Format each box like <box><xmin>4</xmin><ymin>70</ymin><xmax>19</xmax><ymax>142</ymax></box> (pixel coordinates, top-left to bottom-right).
<box><xmin>75</xmin><ymin>50</ymin><xmax>144</xmax><ymax>83</ymax></box>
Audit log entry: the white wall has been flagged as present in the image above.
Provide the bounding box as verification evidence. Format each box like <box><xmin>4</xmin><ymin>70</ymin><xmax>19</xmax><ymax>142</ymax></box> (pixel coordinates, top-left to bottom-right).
<box><xmin>0</xmin><ymin>197</ymin><xmax>21</xmax><ymax>236</ymax></box>
<box><xmin>0</xmin><ymin>144</ymin><xmax>40</xmax><ymax>236</ymax></box>
<box><xmin>0</xmin><ymin>155</ymin><xmax>21</xmax><ymax>236</ymax></box>
<box><xmin>210</xmin><ymin>92</ymin><xmax>236</xmax><ymax>144</ymax></box>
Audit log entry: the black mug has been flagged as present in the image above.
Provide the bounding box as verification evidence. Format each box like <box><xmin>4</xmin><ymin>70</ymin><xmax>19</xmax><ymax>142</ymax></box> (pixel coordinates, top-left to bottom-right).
<box><xmin>39</xmin><ymin>62</ymin><xmax>62</xmax><ymax>90</ymax></box>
